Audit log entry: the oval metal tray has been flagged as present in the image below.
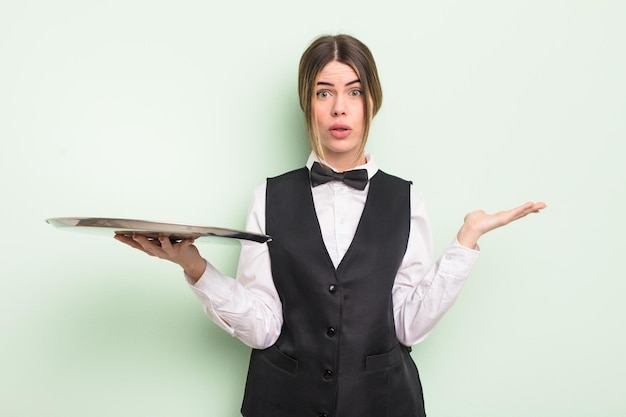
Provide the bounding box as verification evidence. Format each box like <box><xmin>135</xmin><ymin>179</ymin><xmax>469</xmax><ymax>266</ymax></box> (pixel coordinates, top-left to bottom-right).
<box><xmin>46</xmin><ymin>217</ymin><xmax>271</xmax><ymax>243</ymax></box>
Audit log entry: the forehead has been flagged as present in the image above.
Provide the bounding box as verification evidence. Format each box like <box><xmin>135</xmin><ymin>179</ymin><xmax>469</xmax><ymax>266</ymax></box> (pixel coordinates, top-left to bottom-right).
<box><xmin>317</xmin><ymin>61</ymin><xmax>359</xmax><ymax>83</ymax></box>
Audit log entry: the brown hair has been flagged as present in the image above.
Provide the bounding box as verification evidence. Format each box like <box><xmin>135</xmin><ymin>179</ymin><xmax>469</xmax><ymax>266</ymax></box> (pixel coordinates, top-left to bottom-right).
<box><xmin>298</xmin><ymin>34</ymin><xmax>383</xmax><ymax>162</ymax></box>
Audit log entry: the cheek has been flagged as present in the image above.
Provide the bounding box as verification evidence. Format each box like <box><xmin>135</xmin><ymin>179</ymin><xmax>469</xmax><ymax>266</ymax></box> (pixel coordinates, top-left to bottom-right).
<box><xmin>313</xmin><ymin>101</ymin><xmax>330</xmax><ymax>123</ymax></box>
<box><xmin>310</xmin><ymin>102</ymin><xmax>320</xmax><ymax>125</ymax></box>
<box><xmin>312</xmin><ymin>107</ymin><xmax>322</xmax><ymax>128</ymax></box>
<box><xmin>351</xmin><ymin>101</ymin><xmax>366</xmax><ymax>123</ymax></box>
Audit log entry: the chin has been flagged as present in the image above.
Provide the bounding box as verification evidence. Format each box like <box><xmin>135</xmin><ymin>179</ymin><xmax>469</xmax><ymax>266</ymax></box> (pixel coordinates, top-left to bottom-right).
<box><xmin>322</xmin><ymin>141</ymin><xmax>361</xmax><ymax>155</ymax></box>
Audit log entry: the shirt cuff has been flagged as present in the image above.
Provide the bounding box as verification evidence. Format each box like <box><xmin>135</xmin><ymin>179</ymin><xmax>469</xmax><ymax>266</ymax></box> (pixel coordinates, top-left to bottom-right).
<box><xmin>453</xmin><ymin>237</ymin><xmax>480</xmax><ymax>252</ymax></box>
<box><xmin>184</xmin><ymin>262</ymin><xmax>239</xmax><ymax>335</ymax></box>
<box><xmin>185</xmin><ymin>262</ymin><xmax>234</xmax><ymax>307</ymax></box>
<box><xmin>439</xmin><ymin>238</ymin><xmax>481</xmax><ymax>278</ymax></box>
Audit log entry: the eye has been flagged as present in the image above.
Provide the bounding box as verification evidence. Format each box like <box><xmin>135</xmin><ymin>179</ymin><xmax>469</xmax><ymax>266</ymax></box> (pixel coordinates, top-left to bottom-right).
<box><xmin>316</xmin><ymin>90</ymin><xmax>331</xmax><ymax>99</ymax></box>
<box><xmin>348</xmin><ymin>89</ymin><xmax>363</xmax><ymax>97</ymax></box>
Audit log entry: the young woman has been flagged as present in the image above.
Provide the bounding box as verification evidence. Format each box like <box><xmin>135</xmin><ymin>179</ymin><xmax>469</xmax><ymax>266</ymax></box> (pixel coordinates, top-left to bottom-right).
<box><xmin>116</xmin><ymin>34</ymin><xmax>545</xmax><ymax>417</ymax></box>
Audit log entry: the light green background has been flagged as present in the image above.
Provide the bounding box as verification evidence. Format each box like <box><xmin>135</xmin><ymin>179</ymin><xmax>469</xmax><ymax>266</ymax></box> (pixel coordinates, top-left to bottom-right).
<box><xmin>1</xmin><ymin>1</ymin><xmax>624</xmax><ymax>416</ymax></box>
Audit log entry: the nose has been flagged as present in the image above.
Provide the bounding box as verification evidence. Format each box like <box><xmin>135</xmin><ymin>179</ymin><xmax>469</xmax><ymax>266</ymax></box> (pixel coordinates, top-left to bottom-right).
<box><xmin>331</xmin><ymin>97</ymin><xmax>346</xmax><ymax>116</ymax></box>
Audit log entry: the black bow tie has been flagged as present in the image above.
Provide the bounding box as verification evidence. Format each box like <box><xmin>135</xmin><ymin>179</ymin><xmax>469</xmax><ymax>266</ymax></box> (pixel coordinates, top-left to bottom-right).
<box><xmin>310</xmin><ymin>162</ymin><xmax>369</xmax><ymax>190</ymax></box>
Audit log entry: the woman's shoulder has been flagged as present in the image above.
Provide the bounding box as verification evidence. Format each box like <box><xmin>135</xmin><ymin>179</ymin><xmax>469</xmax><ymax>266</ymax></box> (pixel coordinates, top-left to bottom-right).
<box><xmin>373</xmin><ymin>169</ymin><xmax>413</xmax><ymax>186</ymax></box>
<box><xmin>250</xmin><ymin>166</ymin><xmax>309</xmax><ymax>198</ymax></box>
<box><xmin>373</xmin><ymin>169</ymin><xmax>427</xmax><ymax>208</ymax></box>
<box><xmin>267</xmin><ymin>166</ymin><xmax>309</xmax><ymax>181</ymax></box>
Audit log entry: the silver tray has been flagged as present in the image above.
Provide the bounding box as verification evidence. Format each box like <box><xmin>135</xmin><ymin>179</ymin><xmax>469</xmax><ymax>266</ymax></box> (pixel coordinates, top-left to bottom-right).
<box><xmin>46</xmin><ymin>217</ymin><xmax>271</xmax><ymax>244</ymax></box>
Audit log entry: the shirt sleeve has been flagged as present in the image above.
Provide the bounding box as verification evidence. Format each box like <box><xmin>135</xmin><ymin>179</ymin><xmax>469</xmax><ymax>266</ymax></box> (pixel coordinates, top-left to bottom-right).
<box><xmin>185</xmin><ymin>182</ymin><xmax>283</xmax><ymax>349</ymax></box>
<box><xmin>392</xmin><ymin>186</ymin><xmax>480</xmax><ymax>346</ymax></box>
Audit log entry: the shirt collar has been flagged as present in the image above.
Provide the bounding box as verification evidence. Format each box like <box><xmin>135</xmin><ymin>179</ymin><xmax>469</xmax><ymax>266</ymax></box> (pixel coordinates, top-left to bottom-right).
<box><xmin>305</xmin><ymin>152</ymin><xmax>379</xmax><ymax>180</ymax></box>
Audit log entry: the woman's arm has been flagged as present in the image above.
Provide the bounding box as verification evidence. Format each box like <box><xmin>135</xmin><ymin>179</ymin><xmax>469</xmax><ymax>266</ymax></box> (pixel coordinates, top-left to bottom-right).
<box><xmin>114</xmin><ymin>183</ymin><xmax>283</xmax><ymax>349</ymax></box>
<box><xmin>393</xmin><ymin>190</ymin><xmax>545</xmax><ymax>346</ymax></box>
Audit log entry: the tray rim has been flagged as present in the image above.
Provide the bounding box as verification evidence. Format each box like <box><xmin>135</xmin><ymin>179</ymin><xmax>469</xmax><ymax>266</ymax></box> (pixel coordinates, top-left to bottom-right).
<box><xmin>46</xmin><ymin>216</ymin><xmax>272</xmax><ymax>243</ymax></box>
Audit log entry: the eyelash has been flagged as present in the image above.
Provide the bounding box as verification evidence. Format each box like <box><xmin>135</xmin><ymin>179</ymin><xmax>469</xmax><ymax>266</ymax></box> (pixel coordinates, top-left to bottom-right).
<box><xmin>316</xmin><ymin>89</ymin><xmax>363</xmax><ymax>98</ymax></box>
<box><xmin>316</xmin><ymin>90</ymin><xmax>331</xmax><ymax>98</ymax></box>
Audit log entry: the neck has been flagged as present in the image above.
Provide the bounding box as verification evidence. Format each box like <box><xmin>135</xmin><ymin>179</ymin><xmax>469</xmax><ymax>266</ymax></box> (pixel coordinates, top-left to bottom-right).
<box><xmin>323</xmin><ymin>152</ymin><xmax>366</xmax><ymax>172</ymax></box>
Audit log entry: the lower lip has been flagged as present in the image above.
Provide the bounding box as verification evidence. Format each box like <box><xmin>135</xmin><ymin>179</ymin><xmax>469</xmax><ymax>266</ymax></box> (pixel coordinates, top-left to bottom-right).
<box><xmin>329</xmin><ymin>128</ymin><xmax>351</xmax><ymax>139</ymax></box>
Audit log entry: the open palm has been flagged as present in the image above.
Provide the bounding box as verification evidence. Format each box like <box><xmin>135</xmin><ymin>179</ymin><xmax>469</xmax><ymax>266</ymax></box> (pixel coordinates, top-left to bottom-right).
<box><xmin>457</xmin><ymin>201</ymin><xmax>546</xmax><ymax>248</ymax></box>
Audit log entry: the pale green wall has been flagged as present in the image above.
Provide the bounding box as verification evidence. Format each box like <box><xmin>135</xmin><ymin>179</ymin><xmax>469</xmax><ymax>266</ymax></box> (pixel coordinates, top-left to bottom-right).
<box><xmin>1</xmin><ymin>1</ymin><xmax>624</xmax><ymax>416</ymax></box>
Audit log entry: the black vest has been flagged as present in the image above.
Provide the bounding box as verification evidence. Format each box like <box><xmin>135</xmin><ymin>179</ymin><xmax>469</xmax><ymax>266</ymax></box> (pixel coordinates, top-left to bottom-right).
<box><xmin>241</xmin><ymin>167</ymin><xmax>425</xmax><ymax>417</ymax></box>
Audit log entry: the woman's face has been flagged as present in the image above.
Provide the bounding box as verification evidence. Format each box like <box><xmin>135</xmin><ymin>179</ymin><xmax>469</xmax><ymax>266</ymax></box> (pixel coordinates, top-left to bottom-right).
<box><xmin>312</xmin><ymin>61</ymin><xmax>366</xmax><ymax>170</ymax></box>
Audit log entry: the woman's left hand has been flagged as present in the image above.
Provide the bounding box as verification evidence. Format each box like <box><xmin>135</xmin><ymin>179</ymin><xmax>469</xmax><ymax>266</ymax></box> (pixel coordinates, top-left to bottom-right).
<box><xmin>456</xmin><ymin>201</ymin><xmax>547</xmax><ymax>248</ymax></box>
<box><xmin>114</xmin><ymin>233</ymin><xmax>207</xmax><ymax>280</ymax></box>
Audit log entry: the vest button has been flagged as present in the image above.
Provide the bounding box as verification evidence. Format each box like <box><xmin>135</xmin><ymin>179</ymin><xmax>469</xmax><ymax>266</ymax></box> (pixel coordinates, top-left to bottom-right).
<box><xmin>328</xmin><ymin>284</ymin><xmax>336</xmax><ymax>294</ymax></box>
<box><xmin>318</xmin><ymin>414</ymin><xmax>328</xmax><ymax>417</ymax></box>
<box><xmin>326</xmin><ymin>327</ymin><xmax>336</xmax><ymax>337</ymax></box>
<box><xmin>323</xmin><ymin>369</ymin><xmax>333</xmax><ymax>380</ymax></box>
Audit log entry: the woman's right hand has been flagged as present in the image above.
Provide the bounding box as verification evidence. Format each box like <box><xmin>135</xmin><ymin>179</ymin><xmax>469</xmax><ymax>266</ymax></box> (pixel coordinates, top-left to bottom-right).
<box><xmin>114</xmin><ymin>234</ymin><xmax>207</xmax><ymax>282</ymax></box>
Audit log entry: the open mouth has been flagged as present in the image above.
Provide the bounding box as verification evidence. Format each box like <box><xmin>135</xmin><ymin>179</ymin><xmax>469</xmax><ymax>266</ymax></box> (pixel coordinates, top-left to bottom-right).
<box><xmin>329</xmin><ymin>126</ymin><xmax>352</xmax><ymax>139</ymax></box>
<box><xmin>329</xmin><ymin>123</ymin><xmax>351</xmax><ymax>138</ymax></box>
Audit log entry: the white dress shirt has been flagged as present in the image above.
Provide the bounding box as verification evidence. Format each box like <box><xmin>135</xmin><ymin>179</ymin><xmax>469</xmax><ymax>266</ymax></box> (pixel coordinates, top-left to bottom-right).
<box><xmin>187</xmin><ymin>153</ymin><xmax>480</xmax><ymax>349</ymax></box>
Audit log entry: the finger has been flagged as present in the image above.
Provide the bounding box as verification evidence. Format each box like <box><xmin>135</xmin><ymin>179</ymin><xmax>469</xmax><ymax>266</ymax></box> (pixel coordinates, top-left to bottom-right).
<box><xmin>115</xmin><ymin>234</ymin><xmax>148</xmax><ymax>251</ymax></box>
<box><xmin>114</xmin><ymin>233</ymin><xmax>134</xmax><ymax>245</ymax></box>
<box><xmin>519</xmin><ymin>201</ymin><xmax>546</xmax><ymax>215</ymax></box>
<box><xmin>158</xmin><ymin>235</ymin><xmax>174</xmax><ymax>252</ymax></box>
<box><xmin>506</xmin><ymin>202</ymin><xmax>546</xmax><ymax>222</ymax></box>
<box><xmin>132</xmin><ymin>233</ymin><xmax>166</xmax><ymax>256</ymax></box>
<box><xmin>157</xmin><ymin>235</ymin><xmax>190</xmax><ymax>249</ymax></box>
<box><xmin>160</xmin><ymin>237</ymin><xmax>196</xmax><ymax>259</ymax></box>
<box><xmin>511</xmin><ymin>202</ymin><xmax>536</xmax><ymax>218</ymax></box>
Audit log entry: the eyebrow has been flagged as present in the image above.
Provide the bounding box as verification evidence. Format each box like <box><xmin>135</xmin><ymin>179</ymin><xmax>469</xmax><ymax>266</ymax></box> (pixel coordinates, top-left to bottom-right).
<box><xmin>316</xmin><ymin>79</ymin><xmax>361</xmax><ymax>87</ymax></box>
